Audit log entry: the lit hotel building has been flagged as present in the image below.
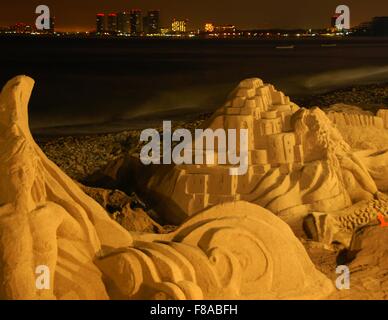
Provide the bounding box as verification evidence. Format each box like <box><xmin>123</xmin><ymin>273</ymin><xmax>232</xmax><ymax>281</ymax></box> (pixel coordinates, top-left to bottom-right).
<box><xmin>96</xmin><ymin>13</ymin><xmax>105</xmax><ymax>33</ymax></box>
<box><xmin>147</xmin><ymin>10</ymin><xmax>160</xmax><ymax>34</ymax></box>
<box><xmin>130</xmin><ymin>9</ymin><xmax>142</xmax><ymax>35</ymax></box>
<box><xmin>172</xmin><ymin>19</ymin><xmax>188</xmax><ymax>33</ymax></box>
<box><xmin>205</xmin><ymin>23</ymin><xmax>215</xmax><ymax>33</ymax></box>
<box><xmin>46</xmin><ymin>16</ymin><xmax>55</xmax><ymax>33</ymax></box>
<box><xmin>117</xmin><ymin>12</ymin><xmax>131</xmax><ymax>34</ymax></box>
<box><xmin>107</xmin><ymin>13</ymin><xmax>118</xmax><ymax>33</ymax></box>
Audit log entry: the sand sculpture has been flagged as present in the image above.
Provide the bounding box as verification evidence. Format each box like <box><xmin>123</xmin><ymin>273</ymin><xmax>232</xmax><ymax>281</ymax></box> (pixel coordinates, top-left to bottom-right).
<box><xmin>143</xmin><ymin>78</ymin><xmax>384</xmax><ymax>230</ymax></box>
<box><xmin>302</xmin><ymin>108</ymin><xmax>388</xmax><ymax>247</ymax></box>
<box><xmin>0</xmin><ymin>76</ymin><xmax>334</xmax><ymax>300</ymax></box>
<box><xmin>326</xmin><ymin>110</ymin><xmax>385</xmax><ymax>129</ymax></box>
<box><xmin>304</xmin><ymin>196</ymin><xmax>388</xmax><ymax>247</ymax></box>
<box><xmin>329</xmin><ymin>225</ymin><xmax>388</xmax><ymax>300</ymax></box>
<box><xmin>319</xmin><ymin>105</ymin><xmax>388</xmax><ymax>152</ymax></box>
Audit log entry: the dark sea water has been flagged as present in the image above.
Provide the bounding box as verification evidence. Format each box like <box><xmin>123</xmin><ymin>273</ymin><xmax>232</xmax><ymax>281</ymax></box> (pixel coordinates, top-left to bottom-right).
<box><xmin>0</xmin><ymin>36</ymin><xmax>388</xmax><ymax>135</ymax></box>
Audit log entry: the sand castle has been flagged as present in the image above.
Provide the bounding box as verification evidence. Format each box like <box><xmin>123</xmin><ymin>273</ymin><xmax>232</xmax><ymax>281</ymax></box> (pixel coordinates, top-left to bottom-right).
<box><xmin>327</xmin><ymin>110</ymin><xmax>385</xmax><ymax>129</ymax></box>
<box><xmin>0</xmin><ymin>76</ymin><xmax>334</xmax><ymax>300</ymax></box>
<box><xmin>143</xmin><ymin>79</ymin><xmax>386</xmax><ymax>230</ymax></box>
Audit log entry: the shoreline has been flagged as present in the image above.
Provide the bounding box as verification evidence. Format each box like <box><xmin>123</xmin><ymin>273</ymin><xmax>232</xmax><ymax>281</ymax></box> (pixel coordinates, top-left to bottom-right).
<box><xmin>34</xmin><ymin>81</ymin><xmax>388</xmax><ymax>141</ymax></box>
<box><xmin>293</xmin><ymin>81</ymin><xmax>388</xmax><ymax>112</ymax></box>
<box><xmin>3</xmin><ymin>33</ymin><xmax>388</xmax><ymax>42</ymax></box>
<box><xmin>35</xmin><ymin>81</ymin><xmax>388</xmax><ymax>182</ymax></box>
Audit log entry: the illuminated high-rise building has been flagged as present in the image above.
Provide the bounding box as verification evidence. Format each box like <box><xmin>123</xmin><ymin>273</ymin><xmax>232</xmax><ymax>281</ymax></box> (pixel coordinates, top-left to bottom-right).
<box><xmin>96</xmin><ymin>13</ymin><xmax>106</xmax><ymax>34</ymax></box>
<box><xmin>130</xmin><ymin>9</ymin><xmax>142</xmax><ymax>35</ymax></box>
<box><xmin>143</xmin><ymin>16</ymin><xmax>149</xmax><ymax>34</ymax></box>
<box><xmin>49</xmin><ymin>16</ymin><xmax>55</xmax><ymax>33</ymax></box>
<box><xmin>10</xmin><ymin>22</ymin><xmax>33</xmax><ymax>34</ymax></box>
<box><xmin>147</xmin><ymin>10</ymin><xmax>160</xmax><ymax>34</ymax></box>
<box><xmin>117</xmin><ymin>12</ymin><xmax>131</xmax><ymax>34</ymax></box>
<box><xmin>107</xmin><ymin>13</ymin><xmax>118</xmax><ymax>33</ymax></box>
<box><xmin>172</xmin><ymin>19</ymin><xmax>188</xmax><ymax>33</ymax></box>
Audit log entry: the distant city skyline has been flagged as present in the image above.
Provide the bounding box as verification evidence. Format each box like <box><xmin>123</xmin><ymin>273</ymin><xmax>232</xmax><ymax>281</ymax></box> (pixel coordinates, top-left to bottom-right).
<box><xmin>0</xmin><ymin>0</ymin><xmax>387</xmax><ymax>32</ymax></box>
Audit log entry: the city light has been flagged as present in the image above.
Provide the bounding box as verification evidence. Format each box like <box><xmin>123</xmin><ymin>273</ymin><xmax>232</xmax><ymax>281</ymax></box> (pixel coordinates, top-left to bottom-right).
<box><xmin>205</xmin><ymin>23</ymin><xmax>214</xmax><ymax>33</ymax></box>
<box><xmin>0</xmin><ymin>7</ymin><xmax>387</xmax><ymax>38</ymax></box>
<box><xmin>171</xmin><ymin>19</ymin><xmax>188</xmax><ymax>33</ymax></box>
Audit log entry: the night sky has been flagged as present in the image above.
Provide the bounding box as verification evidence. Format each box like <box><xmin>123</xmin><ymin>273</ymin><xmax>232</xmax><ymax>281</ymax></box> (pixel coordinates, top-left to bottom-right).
<box><xmin>0</xmin><ymin>0</ymin><xmax>387</xmax><ymax>31</ymax></box>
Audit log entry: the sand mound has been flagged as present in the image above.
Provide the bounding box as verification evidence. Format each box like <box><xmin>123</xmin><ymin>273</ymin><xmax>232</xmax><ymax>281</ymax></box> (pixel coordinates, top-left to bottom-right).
<box><xmin>0</xmin><ymin>76</ymin><xmax>333</xmax><ymax>300</ymax></box>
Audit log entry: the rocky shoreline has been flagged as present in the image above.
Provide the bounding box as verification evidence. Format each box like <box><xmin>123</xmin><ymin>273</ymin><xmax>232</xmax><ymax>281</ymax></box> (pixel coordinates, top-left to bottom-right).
<box><xmin>36</xmin><ymin>118</ymin><xmax>207</xmax><ymax>181</ymax></box>
<box><xmin>294</xmin><ymin>82</ymin><xmax>388</xmax><ymax>112</ymax></box>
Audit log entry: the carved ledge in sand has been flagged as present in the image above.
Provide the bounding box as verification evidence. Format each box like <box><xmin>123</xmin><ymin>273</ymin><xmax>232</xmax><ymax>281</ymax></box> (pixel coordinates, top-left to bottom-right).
<box><xmin>377</xmin><ymin>109</ymin><xmax>388</xmax><ymax>129</ymax></box>
<box><xmin>323</xmin><ymin>106</ymin><xmax>388</xmax><ymax>151</ymax></box>
<box><xmin>326</xmin><ymin>109</ymin><xmax>385</xmax><ymax>129</ymax></box>
<box><xmin>0</xmin><ymin>76</ymin><xmax>333</xmax><ymax>300</ymax></box>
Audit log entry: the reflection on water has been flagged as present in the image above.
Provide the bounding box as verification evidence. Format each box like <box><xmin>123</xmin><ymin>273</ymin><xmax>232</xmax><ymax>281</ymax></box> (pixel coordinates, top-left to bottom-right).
<box><xmin>0</xmin><ymin>37</ymin><xmax>387</xmax><ymax>135</ymax></box>
<box><xmin>303</xmin><ymin>65</ymin><xmax>388</xmax><ymax>91</ymax></box>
